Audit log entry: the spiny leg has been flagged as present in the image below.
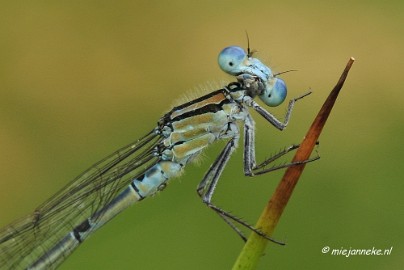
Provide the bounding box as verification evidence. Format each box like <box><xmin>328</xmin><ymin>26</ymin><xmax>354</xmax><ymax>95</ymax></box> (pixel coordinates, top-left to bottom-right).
<box><xmin>253</xmin><ymin>155</ymin><xmax>319</xmax><ymax>176</ymax></box>
<box><xmin>197</xmin><ymin>136</ymin><xmax>248</xmax><ymax>240</ymax></box>
<box><xmin>247</xmin><ymin>91</ymin><xmax>312</xmax><ymax>131</ymax></box>
<box><xmin>244</xmin><ymin>113</ymin><xmax>319</xmax><ymax>177</ymax></box>
<box><xmin>254</xmin><ymin>144</ymin><xmax>300</xmax><ymax>170</ymax></box>
<box><xmin>196</xmin><ymin>134</ymin><xmax>284</xmax><ymax>245</ymax></box>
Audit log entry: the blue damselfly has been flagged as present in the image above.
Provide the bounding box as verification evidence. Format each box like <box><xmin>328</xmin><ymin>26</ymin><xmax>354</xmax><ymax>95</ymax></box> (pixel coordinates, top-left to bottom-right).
<box><xmin>0</xmin><ymin>45</ymin><xmax>312</xmax><ymax>269</ymax></box>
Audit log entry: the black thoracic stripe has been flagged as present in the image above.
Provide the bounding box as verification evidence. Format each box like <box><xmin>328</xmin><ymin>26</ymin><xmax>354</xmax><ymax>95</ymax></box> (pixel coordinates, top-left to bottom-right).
<box><xmin>159</xmin><ymin>89</ymin><xmax>229</xmax><ymax>128</ymax></box>
<box><xmin>170</xmin><ymin>89</ymin><xmax>225</xmax><ymax>111</ymax></box>
<box><xmin>73</xmin><ymin>219</ymin><xmax>91</xmax><ymax>243</ymax></box>
<box><xmin>171</xmin><ymin>99</ymin><xmax>231</xmax><ymax>123</ymax></box>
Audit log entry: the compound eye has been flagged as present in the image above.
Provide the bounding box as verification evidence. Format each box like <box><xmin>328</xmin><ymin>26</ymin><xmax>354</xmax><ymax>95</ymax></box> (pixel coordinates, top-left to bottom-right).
<box><xmin>218</xmin><ymin>46</ymin><xmax>247</xmax><ymax>75</ymax></box>
<box><xmin>259</xmin><ymin>78</ymin><xmax>287</xmax><ymax>107</ymax></box>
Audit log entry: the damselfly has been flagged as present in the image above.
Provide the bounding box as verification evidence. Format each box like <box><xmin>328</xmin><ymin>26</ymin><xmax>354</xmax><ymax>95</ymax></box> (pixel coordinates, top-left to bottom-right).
<box><xmin>0</xmin><ymin>45</ymin><xmax>311</xmax><ymax>269</ymax></box>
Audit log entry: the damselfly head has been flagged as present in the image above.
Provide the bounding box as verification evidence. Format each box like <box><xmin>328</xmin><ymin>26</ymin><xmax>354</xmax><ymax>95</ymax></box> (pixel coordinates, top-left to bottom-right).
<box><xmin>218</xmin><ymin>46</ymin><xmax>287</xmax><ymax>107</ymax></box>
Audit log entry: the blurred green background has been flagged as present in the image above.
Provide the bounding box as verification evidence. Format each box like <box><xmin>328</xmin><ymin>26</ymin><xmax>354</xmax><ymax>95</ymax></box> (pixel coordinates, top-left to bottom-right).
<box><xmin>0</xmin><ymin>1</ymin><xmax>403</xmax><ymax>269</ymax></box>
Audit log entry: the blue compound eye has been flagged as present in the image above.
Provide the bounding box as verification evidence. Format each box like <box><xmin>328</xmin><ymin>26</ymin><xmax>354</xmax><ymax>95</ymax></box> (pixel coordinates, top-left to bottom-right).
<box><xmin>218</xmin><ymin>46</ymin><xmax>247</xmax><ymax>75</ymax></box>
<box><xmin>259</xmin><ymin>77</ymin><xmax>287</xmax><ymax>107</ymax></box>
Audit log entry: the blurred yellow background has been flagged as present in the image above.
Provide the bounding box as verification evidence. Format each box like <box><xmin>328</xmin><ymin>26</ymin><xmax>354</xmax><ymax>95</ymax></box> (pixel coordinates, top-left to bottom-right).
<box><xmin>0</xmin><ymin>1</ymin><xmax>402</xmax><ymax>269</ymax></box>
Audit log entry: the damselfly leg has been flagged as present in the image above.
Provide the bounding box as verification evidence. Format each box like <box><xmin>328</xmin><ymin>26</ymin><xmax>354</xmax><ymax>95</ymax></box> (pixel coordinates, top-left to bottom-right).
<box><xmin>196</xmin><ymin>91</ymin><xmax>317</xmax><ymax>244</ymax></box>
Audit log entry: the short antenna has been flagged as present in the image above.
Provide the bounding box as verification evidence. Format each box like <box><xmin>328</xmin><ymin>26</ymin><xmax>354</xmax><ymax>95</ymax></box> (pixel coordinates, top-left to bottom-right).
<box><xmin>273</xmin><ymin>69</ymin><xmax>298</xmax><ymax>77</ymax></box>
<box><xmin>245</xmin><ymin>31</ymin><xmax>257</xmax><ymax>57</ymax></box>
<box><xmin>245</xmin><ymin>31</ymin><xmax>251</xmax><ymax>57</ymax></box>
